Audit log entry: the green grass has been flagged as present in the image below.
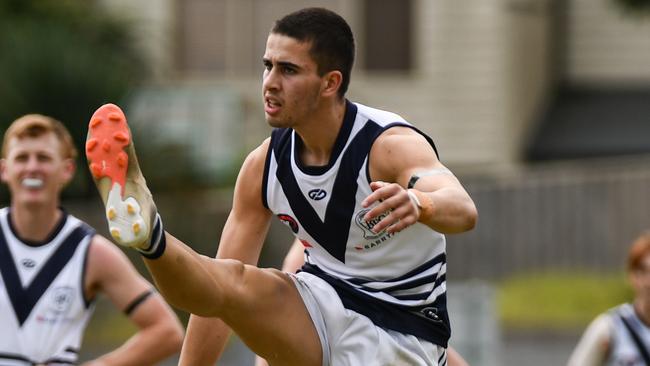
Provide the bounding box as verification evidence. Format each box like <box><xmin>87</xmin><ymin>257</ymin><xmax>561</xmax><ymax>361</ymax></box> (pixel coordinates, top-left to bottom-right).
<box><xmin>497</xmin><ymin>271</ymin><xmax>633</xmax><ymax>331</ymax></box>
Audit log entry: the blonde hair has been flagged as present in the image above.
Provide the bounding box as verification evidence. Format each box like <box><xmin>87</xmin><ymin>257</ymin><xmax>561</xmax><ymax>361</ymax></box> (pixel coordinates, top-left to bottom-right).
<box><xmin>2</xmin><ymin>114</ymin><xmax>78</xmax><ymax>159</ymax></box>
<box><xmin>627</xmin><ymin>232</ymin><xmax>650</xmax><ymax>272</ymax></box>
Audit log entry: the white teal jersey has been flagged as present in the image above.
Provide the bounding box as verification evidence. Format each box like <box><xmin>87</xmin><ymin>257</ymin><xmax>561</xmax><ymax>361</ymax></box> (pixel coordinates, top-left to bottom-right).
<box><xmin>606</xmin><ymin>303</ymin><xmax>650</xmax><ymax>366</ymax></box>
<box><xmin>0</xmin><ymin>208</ymin><xmax>96</xmax><ymax>365</ymax></box>
<box><xmin>263</xmin><ymin>100</ymin><xmax>451</xmax><ymax>346</ymax></box>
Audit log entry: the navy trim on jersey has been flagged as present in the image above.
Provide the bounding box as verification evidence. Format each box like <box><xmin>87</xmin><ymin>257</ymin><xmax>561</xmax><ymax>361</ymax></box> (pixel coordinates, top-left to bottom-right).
<box><xmin>261</xmin><ymin>138</ymin><xmax>274</xmax><ymax>210</ymax></box>
<box><xmin>0</xmin><ymin>351</ymin><xmax>77</xmax><ymax>365</ymax></box>
<box><xmin>63</xmin><ymin>347</ymin><xmax>79</xmax><ymax>354</ymax></box>
<box><xmin>294</xmin><ymin>101</ymin><xmax>357</xmax><ymax>176</ymax></box>
<box><xmin>391</xmin><ymin>274</ymin><xmax>447</xmax><ymax>301</ymax></box>
<box><xmin>273</xmin><ymin>120</ymin><xmax>384</xmax><ymax>262</ymax></box>
<box><xmin>0</xmin><ymin>223</ymin><xmax>95</xmax><ymax>326</ymax></box>
<box><xmin>347</xmin><ymin>252</ymin><xmax>446</xmax><ymax>286</ymax></box>
<box><xmin>302</xmin><ymin>262</ymin><xmax>451</xmax><ymax>347</ymax></box>
<box><xmin>7</xmin><ymin>209</ymin><xmax>68</xmax><ymax>247</ymax></box>
<box><xmin>81</xmin><ymin>236</ymin><xmax>94</xmax><ymax>308</ymax></box>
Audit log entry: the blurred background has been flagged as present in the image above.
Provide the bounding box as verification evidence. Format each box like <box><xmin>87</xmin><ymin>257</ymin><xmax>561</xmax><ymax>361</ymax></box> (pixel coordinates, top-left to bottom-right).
<box><xmin>1</xmin><ymin>0</ymin><xmax>650</xmax><ymax>364</ymax></box>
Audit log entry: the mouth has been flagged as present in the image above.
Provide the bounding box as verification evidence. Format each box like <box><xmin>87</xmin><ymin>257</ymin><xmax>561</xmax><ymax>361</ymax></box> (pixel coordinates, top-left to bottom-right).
<box><xmin>22</xmin><ymin>178</ymin><xmax>44</xmax><ymax>189</ymax></box>
<box><xmin>264</xmin><ymin>97</ymin><xmax>281</xmax><ymax>115</ymax></box>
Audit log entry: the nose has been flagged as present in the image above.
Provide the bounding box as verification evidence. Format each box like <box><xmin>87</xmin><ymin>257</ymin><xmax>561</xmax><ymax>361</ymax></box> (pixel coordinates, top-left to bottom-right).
<box><xmin>25</xmin><ymin>155</ymin><xmax>40</xmax><ymax>171</ymax></box>
<box><xmin>263</xmin><ymin>67</ymin><xmax>280</xmax><ymax>92</ymax></box>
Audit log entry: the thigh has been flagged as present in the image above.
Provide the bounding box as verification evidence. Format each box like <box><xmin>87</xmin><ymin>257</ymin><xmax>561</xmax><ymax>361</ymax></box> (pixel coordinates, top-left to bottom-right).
<box><xmin>215</xmin><ymin>262</ymin><xmax>322</xmax><ymax>366</ymax></box>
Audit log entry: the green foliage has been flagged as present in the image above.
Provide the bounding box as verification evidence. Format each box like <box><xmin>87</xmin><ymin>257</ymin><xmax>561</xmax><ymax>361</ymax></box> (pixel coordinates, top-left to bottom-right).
<box><xmin>613</xmin><ymin>0</ymin><xmax>650</xmax><ymax>15</ymax></box>
<box><xmin>498</xmin><ymin>271</ymin><xmax>633</xmax><ymax>331</ymax></box>
<box><xmin>0</xmin><ymin>0</ymin><xmax>146</xmax><ymax>199</ymax></box>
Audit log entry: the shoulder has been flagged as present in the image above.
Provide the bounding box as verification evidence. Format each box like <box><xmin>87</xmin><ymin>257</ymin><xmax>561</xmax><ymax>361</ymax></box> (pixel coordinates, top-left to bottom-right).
<box><xmin>238</xmin><ymin>137</ymin><xmax>271</xmax><ymax>179</ymax></box>
<box><xmin>370</xmin><ymin>126</ymin><xmax>439</xmax><ymax>178</ymax></box>
<box><xmin>85</xmin><ymin>235</ymin><xmax>139</xmax><ymax>283</ymax></box>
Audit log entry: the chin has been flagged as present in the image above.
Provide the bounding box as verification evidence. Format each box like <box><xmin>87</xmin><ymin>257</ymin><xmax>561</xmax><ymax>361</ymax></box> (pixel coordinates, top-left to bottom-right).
<box><xmin>266</xmin><ymin>118</ymin><xmax>288</xmax><ymax>129</ymax></box>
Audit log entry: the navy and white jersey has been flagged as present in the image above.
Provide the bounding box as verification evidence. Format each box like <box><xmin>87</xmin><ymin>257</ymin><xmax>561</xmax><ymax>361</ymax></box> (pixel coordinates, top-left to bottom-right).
<box><xmin>606</xmin><ymin>303</ymin><xmax>650</xmax><ymax>366</ymax></box>
<box><xmin>263</xmin><ymin>100</ymin><xmax>451</xmax><ymax>346</ymax></box>
<box><xmin>0</xmin><ymin>208</ymin><xmax>96</xmax><ymax>365</ymax></box>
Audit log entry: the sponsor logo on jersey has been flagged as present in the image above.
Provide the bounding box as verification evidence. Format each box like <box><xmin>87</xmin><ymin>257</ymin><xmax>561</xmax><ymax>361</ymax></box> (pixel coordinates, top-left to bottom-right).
<box><xmin>50</xmin><ymin>286</ymin><xmax>74</xmax><ymax>313</ymax></box>
<box><xmin>307</xmin><ymin>188</ymin><xmax>327</xmax><ymax>201</ymax></box>
<box><xmin>354</xmin><ymin>209</ymin><xmax>395</xmax><ymax>251</ymax></box>
<box><xmin>21</xmin><ymin>258</ymin><xmax>36</xmax><ymax>268</ymax></box>
<box><xmin>277</xmin><ymin>214</ymin><xmax>299</xmax><ymax>234</ymax></box>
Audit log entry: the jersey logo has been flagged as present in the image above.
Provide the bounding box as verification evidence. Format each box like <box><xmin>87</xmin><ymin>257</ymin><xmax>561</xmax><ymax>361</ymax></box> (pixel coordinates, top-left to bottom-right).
<box><xmin>354</xmin><ymin>209</ymin><xmax>395</xmax><ymax>251</ymax></box>
<box><xmin>277</xmin><ymin>214</ymin><xmax>299</xmax><ymax>234</ymax></box>
<box><xmin>21</xmin><ymin>258</ymin><xmax>36</xmax><ymax>269</ymax></box>
<box><xmin>50</xmin><ymin>286</ymin><xmax>75</xmax><ymax>313</ymax></box>
<box><xmin>307</xmin><ymin>189</ymin><xmax>327</xmax><ymax>201</ymax></box>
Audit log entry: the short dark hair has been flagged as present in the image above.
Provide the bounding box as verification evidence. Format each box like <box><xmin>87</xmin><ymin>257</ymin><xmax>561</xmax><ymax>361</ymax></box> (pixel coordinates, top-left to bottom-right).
<box><xmin>272</xmin><ymin>7</ymin><xmax>355</xmax><ymax>98</ymax></box>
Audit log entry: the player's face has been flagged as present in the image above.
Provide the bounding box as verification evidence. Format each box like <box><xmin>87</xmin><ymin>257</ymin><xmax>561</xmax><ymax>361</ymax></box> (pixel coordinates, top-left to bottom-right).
<box><xmin>631</xmin><ymin>253</ymin><xmax>650</xmax><ymax>300</ymax></box>
<box><xmin>262</xmin><ymin>33</ymin><xmax>324</xmax><ymax>129</ymax></box>
<box><xmin>0</xmin><ymin>133</ymin><xmax>74</xmax><ymax>207</ymax></box>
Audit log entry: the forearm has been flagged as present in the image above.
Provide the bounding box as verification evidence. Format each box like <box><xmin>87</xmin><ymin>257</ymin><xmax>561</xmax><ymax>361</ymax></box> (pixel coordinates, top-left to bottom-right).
<box><xmin>410</xmin><ymin>187</ymin><xmax>477</xmax><ymax>233</ymax></box>
<box><xmin>89</xmin><ymin>323</ymin><xmax>181</xmax><ymax>366</ymax></box>
<box><xmin>180</xmin><ymin>315</ymin><xmax>232</xmax><ymax>366</ymax></box>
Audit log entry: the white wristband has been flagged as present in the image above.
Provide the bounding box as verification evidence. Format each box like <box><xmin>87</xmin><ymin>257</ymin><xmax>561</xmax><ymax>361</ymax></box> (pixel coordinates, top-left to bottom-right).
<box><xmin>407</xmin><ymin>189</ymin><xmax>422</xmax><ymax>217</ymax></box>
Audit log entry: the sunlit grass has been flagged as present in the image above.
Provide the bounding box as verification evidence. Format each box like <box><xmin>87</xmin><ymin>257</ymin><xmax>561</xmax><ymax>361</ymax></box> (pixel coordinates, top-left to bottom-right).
<box><xmin>497</xmin><ymin>271</ymin><xmax>633</xmax><ymax>331</ymax></box>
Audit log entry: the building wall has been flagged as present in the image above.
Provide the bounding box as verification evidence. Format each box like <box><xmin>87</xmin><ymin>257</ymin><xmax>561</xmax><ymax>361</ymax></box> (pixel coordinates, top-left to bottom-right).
<box><xmin>98</xmin><ymin>0</ymin><xmax>560</xmax><ymax>171</ymax></box>
<box><xmin>567</xmin><ymin>0</ymin><xmax>650</xmax><ymax>85</ymax></box>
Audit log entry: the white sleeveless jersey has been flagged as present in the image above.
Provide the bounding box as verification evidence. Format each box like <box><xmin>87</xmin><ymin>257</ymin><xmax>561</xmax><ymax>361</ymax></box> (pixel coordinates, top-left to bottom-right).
<box><xmin>0</xmin><ymin>208</ymin><xmax>96</xmax><ymax>365</ymax></box>
<box><xmin>606</xmin><ymin>303</ymin><xmax>650</xmax><ymax>366</ymax></box>
<box><xmin>263</xmin><ymin>101</ymin><xmax>451</xmax><ymax>346</ymax></box>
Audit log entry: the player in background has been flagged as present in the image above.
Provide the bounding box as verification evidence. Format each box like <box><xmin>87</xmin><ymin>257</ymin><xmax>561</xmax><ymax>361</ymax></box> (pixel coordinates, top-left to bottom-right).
<box><xmin>567</xmin><ymin>232</ymin><xmax>650</xmax><ymax>366</ymax></box>
<box><xmin>0</xmin><ymin>114</ymin><xmax>183</xmax><ymax>365</ymax></box>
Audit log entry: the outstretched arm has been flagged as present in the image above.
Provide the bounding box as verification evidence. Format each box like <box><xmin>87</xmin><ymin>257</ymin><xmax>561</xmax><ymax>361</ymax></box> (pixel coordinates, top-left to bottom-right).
<box><xmin>83</xmin><ymin>236</ymin><xmax>184</xmax><ymax>366</ymax></box>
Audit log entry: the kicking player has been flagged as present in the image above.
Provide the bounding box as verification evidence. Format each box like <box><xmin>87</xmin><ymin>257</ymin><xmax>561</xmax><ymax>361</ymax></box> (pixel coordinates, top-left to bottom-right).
<box><xmin>87</xmin><ymin>7</ymin><xmax>477</xmax><ymax>366</ymax></box>
<box><xmin>0</xmin><ymin>114</ymin><xmax>183</xmax><ymax>365</ymax></box>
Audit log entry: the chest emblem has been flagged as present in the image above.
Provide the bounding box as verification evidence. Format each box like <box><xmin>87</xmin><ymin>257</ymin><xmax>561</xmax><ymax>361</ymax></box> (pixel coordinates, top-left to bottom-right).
<box><xmin>354</xmin><ymin>209</ymin><xmax>395</xmax><ymax>251</ymax></box>
<box><xmin>277</xmin><ymin>214</ymin><xmax>299</xmax><ymax>234</ymax></box>
<box><xmin>307</xmin><ymin>189</ymin><xmax>327</xmax><ymax>201</ymax></box>
<box><xmin>21</xmin><ymin>258</ymin><xmax>37</xmax><ymax>269</ymax></box>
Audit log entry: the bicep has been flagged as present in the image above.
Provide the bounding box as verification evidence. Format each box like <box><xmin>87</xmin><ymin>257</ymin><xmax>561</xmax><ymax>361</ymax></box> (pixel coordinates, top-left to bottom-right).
<box><xmin>369</xmin><ymin>128</ymin><xmax>462</xmax><ymax>191</ymax></box>
<box><xmin>87</xmin><ymin>238</ymin><xmax>152</xmax><ymax>312</ymax></box>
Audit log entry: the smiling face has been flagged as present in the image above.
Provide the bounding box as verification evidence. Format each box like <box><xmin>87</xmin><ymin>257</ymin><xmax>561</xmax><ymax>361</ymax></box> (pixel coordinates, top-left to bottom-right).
<box><xmin>1</xmin><ymin>131</ymin><xmax>74</xmax><ymax>208</ymax></box>
<box><xmin>262</xmin><ymin>33</ymin><xmax>325</xmax><ymax>129</ymax></box>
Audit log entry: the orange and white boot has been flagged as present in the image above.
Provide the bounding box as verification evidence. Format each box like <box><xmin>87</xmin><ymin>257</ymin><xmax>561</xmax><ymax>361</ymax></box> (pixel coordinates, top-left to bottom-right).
<box><xmin>86</xmin><ymin>103</ymin><xmax>165</xmax><ymax>258</ymax></box>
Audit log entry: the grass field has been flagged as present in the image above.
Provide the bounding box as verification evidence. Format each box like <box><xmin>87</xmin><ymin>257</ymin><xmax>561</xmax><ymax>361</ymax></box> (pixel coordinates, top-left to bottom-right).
<box><xmin>497</xmin><ymin>270</ymin><xmax>633</xmax><ymax>331</ymax></box>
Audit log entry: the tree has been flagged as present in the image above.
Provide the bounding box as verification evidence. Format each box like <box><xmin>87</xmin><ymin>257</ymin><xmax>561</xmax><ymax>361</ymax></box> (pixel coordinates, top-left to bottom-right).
<box><xmin>0</xmin><ymin>0</ymin><xmax>146</xmax><ymax>198</ymax></box>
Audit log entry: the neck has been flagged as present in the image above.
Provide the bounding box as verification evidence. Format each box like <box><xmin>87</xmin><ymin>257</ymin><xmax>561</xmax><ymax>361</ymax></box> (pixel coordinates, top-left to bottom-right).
<box><xmin>10</xmin><ymin>202</ymin><xmax>62</xmax><ymax>243</ymax></box>
<box><xmin>294</xmin><ymin>98</ymin><xmax>347</xmax><ymax>166</ymax></box>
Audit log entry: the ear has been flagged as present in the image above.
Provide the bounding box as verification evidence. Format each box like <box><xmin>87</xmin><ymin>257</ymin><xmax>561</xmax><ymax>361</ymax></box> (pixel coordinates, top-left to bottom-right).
<box><xmin>61</xmin><ymin>158</ymin><xmax>76</xmax><ymax>185</ymax></box>
<box><xmin>0</xmin><ymin>159</ymin><xmax>6</xmax><ymax>184</ymax></box>
<box><xmin>321</xmin><ymin>71</ymin><xmax>343</xmax><ymax>97</ymax></box>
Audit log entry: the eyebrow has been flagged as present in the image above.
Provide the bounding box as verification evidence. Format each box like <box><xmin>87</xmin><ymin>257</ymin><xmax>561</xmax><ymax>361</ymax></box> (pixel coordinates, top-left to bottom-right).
<box><xmin>262</xmin><ymin>58</ymin><xmax>302</xmax><ymax>70</ymax></box>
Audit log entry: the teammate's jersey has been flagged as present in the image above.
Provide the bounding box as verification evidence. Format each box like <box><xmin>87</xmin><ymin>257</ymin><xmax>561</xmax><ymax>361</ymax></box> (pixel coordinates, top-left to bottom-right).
<box><xmin>0</xmin><ymin>208</ymin><xmax>96</xmax><ymax>365</ymax></box>
<box><xmin>606</xmin><ymin>303</ymin><xmax>650</xmax><ymax>366</ymax></box>
<box><xmin>263</xmin><ymin>100</ymin><xmax>451</xmax><ymax>346</ymax></box>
